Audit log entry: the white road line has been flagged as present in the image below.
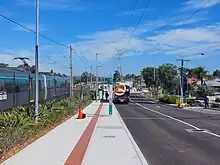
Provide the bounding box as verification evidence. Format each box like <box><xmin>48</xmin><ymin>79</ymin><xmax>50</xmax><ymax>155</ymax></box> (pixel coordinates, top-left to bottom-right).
<box><xmin>134</xmin><ymin>101</ymin><xmax>220</xmax><ymax>139</ymax></box>
<box><xmin>204</xmin><ymin>131</ymin><xmax>220</xmax><ymax>138</ymax></box>
<box><xmin>123</xmin><ymin>117</ymin><xmax>170</xmax><ymax>120</ymax></box>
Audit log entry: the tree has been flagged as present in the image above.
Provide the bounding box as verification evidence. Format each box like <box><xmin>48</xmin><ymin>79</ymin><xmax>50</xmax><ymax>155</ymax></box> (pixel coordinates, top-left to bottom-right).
<box><xmin>124</xmin><ymin>74</ymin><xmax>131</xmax><ymax>80</ymax></box>
<box><xmin>0</xmin><ymin>63</ymin><xmax>9</xmax><ymax>67</ymax></box>
<box><xmin>158</xmin><ymin>63</ymin><xmax>178</xmax><ymax>94</ymax></box>
<box><xmin>62</xmin><ymin>74</ymin><xmax>67</xmax><ymax>77</ymax></box>
<box><xmin>141</xmin><ymin>67</ymin><xmax>155</xmax><ymax>91</ymax></box>
<box><xmin>191</xmin><ymin>66</ymin><xmax>207</xmax><ymax>86</ymax></box>
<box><xmin>81</xmin><ymin>71</ymin><xmax>89</xmax><ymax>84</ymax></box>
<box><xmin>213</xmin><ymin>69</ymin><xmax>220</xmax><ymax>77</ymax></box>
<box><xmin>30</xmin><ymin>65</ymin><xmax>35</xmax><ymax>73</ymax></box>
<box><xmin>50</xmin><ymin>69</ymin><xmax>54</xmax><ymax>74</ymax></box>
<box><xmin>113</xmin><ymin>70</ymin><xmax>121</xmax><ymax>82</ymax></box>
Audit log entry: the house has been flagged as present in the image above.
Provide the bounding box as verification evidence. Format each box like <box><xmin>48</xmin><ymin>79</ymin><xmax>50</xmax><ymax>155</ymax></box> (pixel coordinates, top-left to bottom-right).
<box><xmin>204</xmin><ymin>78</ymin><xmax>220</xmax><ymax>91</ymax></box>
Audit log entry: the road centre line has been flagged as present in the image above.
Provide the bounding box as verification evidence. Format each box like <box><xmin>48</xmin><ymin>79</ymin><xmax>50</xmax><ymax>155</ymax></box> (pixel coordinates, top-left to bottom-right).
<box><xmin>133</xmin><ymin>101</ymin><xmax>220</xmax><ymax>139</ymax></box>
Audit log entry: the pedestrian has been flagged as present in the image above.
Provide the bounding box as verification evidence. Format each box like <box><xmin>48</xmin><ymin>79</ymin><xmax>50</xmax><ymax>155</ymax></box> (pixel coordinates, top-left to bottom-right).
<box><xmin>105</xmin><ymin>91</ymin><xmax>109</xmax><ymax>101</ymax></box>
<box><xmin>204</xmin><ymin>95</ymin><xmax>209</xmax><ymax>109</ymax></box>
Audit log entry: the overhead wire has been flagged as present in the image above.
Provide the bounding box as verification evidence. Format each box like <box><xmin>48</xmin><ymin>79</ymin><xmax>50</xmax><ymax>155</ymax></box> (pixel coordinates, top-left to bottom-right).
<box><xmin>141</xmin><ymin>0</ymin><xmax>211</xmax><ymax>41</ymax></box>
<box><xmin>0</xmin><ymin>13</ymin><xmax>91</xmax><ymax>70</ymax></box>
<box><xmin>0</xmin><ymin>13</ymin><xmax>69</xmax><ymax>48</ymax></box>
<box><xmin>111</xmin><ymin>0</ymin><xmax>140</xmax><ymax>71</ymax></box>
<box><xmin>123</xmin><ymin>0</ymin><xmax>152</xmax><ymax>51</ymax></box>
<box><xmin>130</xmin><ymin>0</ymin><xmax>138</xmax><ymax>20</ymax></box>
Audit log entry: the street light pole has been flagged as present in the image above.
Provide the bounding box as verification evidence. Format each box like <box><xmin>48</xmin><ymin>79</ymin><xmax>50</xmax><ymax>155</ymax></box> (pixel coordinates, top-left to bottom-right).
<box><xmin>34</xmin><ymin>0</ymin><xmax>39</xmax><ymax>123</ymax></box>
<box><xmin>90</xmin><ymin>66</ymin><xmax>92</xmax><ymax>89</ymax></box>
<box><xmin>96</xmin><ymin>53</ymin><xmax>99</xmax><ymax>101</ymax></box>
<box><xmin>69</xmin><ymin>45</ymin><xmax>73</xmax><ymax>97</ymax></box>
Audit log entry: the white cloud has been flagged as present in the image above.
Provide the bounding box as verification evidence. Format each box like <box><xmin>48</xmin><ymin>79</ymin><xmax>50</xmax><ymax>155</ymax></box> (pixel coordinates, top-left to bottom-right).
<box><xmin>0</xmin><ymin>49</ymin><xmax>71</xmax><ymax>74</ymax></box>
<box><xmin>71</xmin><ymin>19</ymin><xmax>220</xmax><ymax>62</ymax></box>
<box><xmin>147</xmin><ymin>24</ymin><xmax>220</xmax><ymax>57</ymax></box>
<box><xmin>184</xmin><ymin>0</ymin><xmax>220</xmax><ymax>10</ymax></box>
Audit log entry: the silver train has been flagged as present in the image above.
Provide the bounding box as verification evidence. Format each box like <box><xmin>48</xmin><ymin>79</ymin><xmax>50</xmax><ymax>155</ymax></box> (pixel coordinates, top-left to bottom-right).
<box><xmin>0</xmin><ymin>67</ymin><xmax>70</xmax><ymax>111</ymax></box>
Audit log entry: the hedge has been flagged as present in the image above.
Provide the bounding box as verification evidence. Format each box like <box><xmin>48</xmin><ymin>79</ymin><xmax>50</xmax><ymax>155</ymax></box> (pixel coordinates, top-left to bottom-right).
<box><xmin>159</xmin><ymin>95</ymin><xmax>187</xmax><ymax>104</ymax></box>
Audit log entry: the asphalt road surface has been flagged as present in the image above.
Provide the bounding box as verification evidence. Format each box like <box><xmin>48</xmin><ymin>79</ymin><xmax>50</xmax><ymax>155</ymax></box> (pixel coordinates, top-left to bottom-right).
<box><xmin>115</xmin><ymin>94</ymin><xmax>220</xmax><ymax>165</ymax></box>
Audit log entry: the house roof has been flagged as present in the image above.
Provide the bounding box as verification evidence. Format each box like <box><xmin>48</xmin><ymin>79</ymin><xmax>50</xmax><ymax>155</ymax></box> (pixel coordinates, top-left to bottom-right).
<box><xmin>205</xmin><ymin>78</ymin><xmax>220</xmax><ymax>87</ymax></box>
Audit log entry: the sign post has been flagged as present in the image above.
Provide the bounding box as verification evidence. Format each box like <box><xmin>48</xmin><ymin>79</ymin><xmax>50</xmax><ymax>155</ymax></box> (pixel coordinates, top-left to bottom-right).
<box><xmin>108</xmin><ymin>78</ymin><xmax>113</xmax><ymax>115</ymax></box>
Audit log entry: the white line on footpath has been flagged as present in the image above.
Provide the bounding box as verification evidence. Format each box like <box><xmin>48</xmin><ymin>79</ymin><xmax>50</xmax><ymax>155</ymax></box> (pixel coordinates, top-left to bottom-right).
<box><xmin>134</xmin><ymin>101</ymin><xmax>220</xmax><ymax>139</ymax></box>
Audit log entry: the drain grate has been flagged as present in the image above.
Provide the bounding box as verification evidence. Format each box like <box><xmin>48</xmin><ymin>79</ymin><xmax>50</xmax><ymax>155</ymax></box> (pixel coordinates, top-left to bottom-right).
<box><xmin>186</xmin><ymin>129</ymin><xmax>209</xmax><ymax>133</ymax></box>
<box><xmin>103</xmin><ymin>135</ymin><xmax>116</xmax><ymax>138</ymax></box>
<box><xmin>97</xmin><ymin>125</ymin><xmax>124</xmax><ymax>130</ymax></box>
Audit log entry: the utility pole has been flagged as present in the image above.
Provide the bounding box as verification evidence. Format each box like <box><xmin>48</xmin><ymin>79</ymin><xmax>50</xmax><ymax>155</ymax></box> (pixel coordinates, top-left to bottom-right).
<box><xmin>177</xmin><ymin>59</ymin><xmax>190</xmax><ymax>107</ymax></box>
<box><xmin>153</xmin><ymin>66</ymin><xmax>156</xmax><ymax>98</ymax></box>
<box><xmin>96</xmin><ymin>53</ymin><xmax>99</xmax><ymax>101</ymax></box>
<box><xmin>90</xmin><ymin>66</ymin><xmax>92</xmax><ymax>89</ymax></box>
<box><xmin>116</xmin><ymin>49</ymin><xmax>123</xmax><ymax>81</ymax></box>
<box><xmin>70</xmin><ymin>45</ymin><xmax>73</xmax><ymax>97</ymax></box>
<box><xmin>34</xmin><ymin>0</ymin><xmax>39</xmax><ymax>123</ymax></box>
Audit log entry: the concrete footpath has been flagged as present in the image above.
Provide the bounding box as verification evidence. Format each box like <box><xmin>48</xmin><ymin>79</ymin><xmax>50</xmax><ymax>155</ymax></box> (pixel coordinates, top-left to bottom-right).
<box><xmin>1</xmin><ymin>101</ymin><xmax>148</xmax><ymax>165</ymax></box>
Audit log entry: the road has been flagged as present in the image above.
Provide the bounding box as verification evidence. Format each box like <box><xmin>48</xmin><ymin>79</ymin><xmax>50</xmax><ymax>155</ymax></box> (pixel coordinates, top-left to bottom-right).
<box><xmin>115</xmin><ymin>94</ymin><xmax>220</xmax><ymax>165</ymax></box>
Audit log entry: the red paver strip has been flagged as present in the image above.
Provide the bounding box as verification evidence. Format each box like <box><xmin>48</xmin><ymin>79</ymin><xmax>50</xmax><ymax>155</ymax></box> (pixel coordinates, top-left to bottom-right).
<box><xmin>65</xmin><ymin>103</ymin><xmax>103</xmax><ymax>165</ymax></box>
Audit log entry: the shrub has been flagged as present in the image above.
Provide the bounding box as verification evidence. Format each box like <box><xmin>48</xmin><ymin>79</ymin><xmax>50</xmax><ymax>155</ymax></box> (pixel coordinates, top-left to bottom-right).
<box><xmin>211</xmin><ymin>103</ymin><xmax>220</xmax><ymax>108</ymax></box>
<box><xmin>167</xmin><ymin>95</ymin><xmax>177</xmax><ymax>104</ymax></box>
<box><xmin>186</xmin><ymin>99</ymin><xmax>196</xmax><ymax>105</ymax></box>
<box><xmin>215</xmin><ymin>98</ymin><xmax>220</xmax><ymax>103</ymax></box>
<box><xmin>0</xmin><ymin>94</ymin><xmax>92</xmax><ymax>159</ymax></box>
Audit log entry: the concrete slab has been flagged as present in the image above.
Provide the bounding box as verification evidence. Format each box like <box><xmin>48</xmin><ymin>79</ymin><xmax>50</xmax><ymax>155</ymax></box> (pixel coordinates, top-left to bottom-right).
<box><xmin>2</xmin><ymin>101</ymin><xmax>100</xmax><ymax>165</ymax></box>
<box><xmin>82</xmin><ymin>103</ymin><xmax>148</xmax><ymax>165</ymax></box>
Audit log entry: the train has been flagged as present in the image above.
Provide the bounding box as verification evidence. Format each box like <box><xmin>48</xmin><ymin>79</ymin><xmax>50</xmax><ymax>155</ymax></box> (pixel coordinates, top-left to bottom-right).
<box><xmin>0</xmin><ymin>67</ymin><xmax>70</xmax><ymax>111</ymax></box>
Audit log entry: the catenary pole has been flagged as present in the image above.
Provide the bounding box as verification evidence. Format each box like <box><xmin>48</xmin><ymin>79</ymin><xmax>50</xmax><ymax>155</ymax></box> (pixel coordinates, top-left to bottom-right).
<box><xmin>34</xmin><ymin>0</ymin><xmax>39</xmax><ymax>123</ymax></box>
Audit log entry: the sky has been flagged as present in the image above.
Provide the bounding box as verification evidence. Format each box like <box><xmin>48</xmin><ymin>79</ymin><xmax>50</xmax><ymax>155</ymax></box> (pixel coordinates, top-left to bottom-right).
<box><xmin>1</xmin><ymin>0</ymin><xmax>220</xmax><ymax>76</ymax></box>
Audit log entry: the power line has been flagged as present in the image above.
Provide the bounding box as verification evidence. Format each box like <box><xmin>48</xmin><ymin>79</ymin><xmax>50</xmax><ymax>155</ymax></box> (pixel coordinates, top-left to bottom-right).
<box><xmin>123</xmin><ymin>0</ymin><xmax>152</xmax><ymax>50</ymax></box>
<box><xmin>154</xmin><ymin>0</ymin><xmax>211</xmax><ymax>52</ymax></box>
<box><xmin>111</xmin><ymin>0</ymin><xmax>151</xmax><ymax>70</ymax></box>
<box><xmin>0</xmin><ymin>13</ymin><xmax>69</xmax><ymax>48</ymax></box>
<box><xmin>141</xmin><ymin>0</ymin><xmax>210</xmax><ymax>41</ymax></box>
<box><xmin>130</xmin><ymin>0</ymin><xmax>138</xmax><ymax>20</ymax></box>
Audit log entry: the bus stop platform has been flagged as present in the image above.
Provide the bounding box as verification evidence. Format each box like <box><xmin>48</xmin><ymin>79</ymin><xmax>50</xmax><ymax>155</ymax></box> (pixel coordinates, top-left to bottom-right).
<box><xmin>2</xmin><ymin>101</ymin><xmax>148</xmax><ymax>165</ymax></box>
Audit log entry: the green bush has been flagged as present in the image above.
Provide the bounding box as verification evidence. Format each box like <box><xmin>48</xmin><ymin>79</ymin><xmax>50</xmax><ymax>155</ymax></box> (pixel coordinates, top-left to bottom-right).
<box><xmin>211</xmin><ymin>103</ymin><xmax>220</xmax><ymax>108</ymax></box>
<box><xmin>215</xmin><ymin>98</ymin><xmax>220</xmax><ymax>103</ymax></box>
<box><xmin>186</xmin><ymin>99</ymin><xmax>196</xmax><ymax>105</ymax></box>
<box><xmin>0</xmin><ymin>94</ymin><xmax>92</xmax><ymax>158</ymax></box>
<box><xmin>159</xmin><ymin>95</ymin><xmax>188</xmax><ymax>104</ymax></box>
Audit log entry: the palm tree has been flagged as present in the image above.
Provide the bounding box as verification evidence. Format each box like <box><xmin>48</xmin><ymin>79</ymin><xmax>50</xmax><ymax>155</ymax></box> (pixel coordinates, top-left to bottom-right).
<box><xmin>192</xmin><ymin>66</ymin><xmax>207</xmax><ymax>86</ymax></box>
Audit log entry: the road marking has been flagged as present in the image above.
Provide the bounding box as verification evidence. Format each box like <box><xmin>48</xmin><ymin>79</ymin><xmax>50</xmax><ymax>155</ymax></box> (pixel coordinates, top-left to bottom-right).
<box><xmin>156</xmin><ymin>106</ymin><xmax>160</xmax><ymax>108</ymax></box>
<box><xmin>204</xmin><ymin>131</ymin><xmax>220</xmax><ymax>138</ymax></box>
<box><xmin>134</xmin><ymin>101</ymin><xmax>220</xmax><ymax>139</ymax></box>
<box><xmin>64</xmin><ymin>103</ymin><xmax>103</xmax><ymax>165</ymax></box>
<box><xmin>123</xmin><ymin>117</ymin><xmax>170</xmax><ymax>120</ymax></box>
